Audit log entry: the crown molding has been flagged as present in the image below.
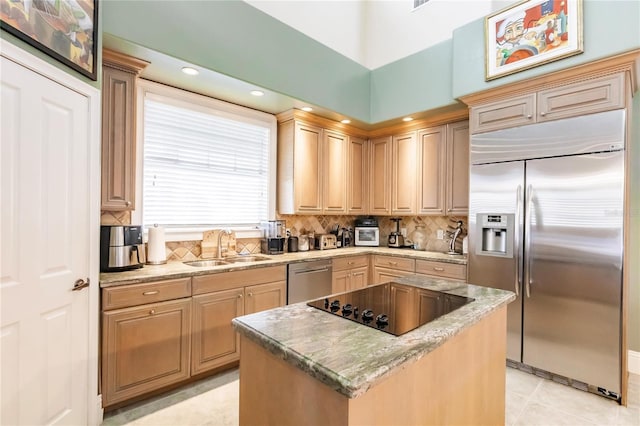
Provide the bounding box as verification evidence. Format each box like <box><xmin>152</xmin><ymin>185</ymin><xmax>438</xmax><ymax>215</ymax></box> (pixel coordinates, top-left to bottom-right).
<box><xmin>103</xmin><ymin>48</ymin><xmax>150</xmax><ymax>75</ymax></box>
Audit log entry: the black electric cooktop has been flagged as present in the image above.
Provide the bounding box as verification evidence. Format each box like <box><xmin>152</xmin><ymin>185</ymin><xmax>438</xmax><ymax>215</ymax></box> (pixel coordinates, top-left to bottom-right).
<box><xmin>307</xmin><ymin>282</ymin><xmax>474</xmax><ymax>336</ymax></box>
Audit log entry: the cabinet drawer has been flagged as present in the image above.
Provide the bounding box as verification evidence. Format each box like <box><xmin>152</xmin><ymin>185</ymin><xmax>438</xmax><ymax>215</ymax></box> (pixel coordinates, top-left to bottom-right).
<box><xmin>373</xmin><ymin>255</ymin><xmax>415</xmax><ymax>271</ymax></box>
<box><xmin>415</xmin><ymin>260</ymin><xmax>466</xmax><ymax>280</ymax></box>
<box><xmin>192</xmin><ymin>265</ymin><xmax>286</xmax><ymax>295</ymax></box>
<box><xmin>102</xmin><ymin>277</ymin><xmax>191</xmax><ymax>310</ymax></box>
<box><xmin>332</xmin><ymin>255</ymin><xmax>369</xmax><ymax>271</ymax></box>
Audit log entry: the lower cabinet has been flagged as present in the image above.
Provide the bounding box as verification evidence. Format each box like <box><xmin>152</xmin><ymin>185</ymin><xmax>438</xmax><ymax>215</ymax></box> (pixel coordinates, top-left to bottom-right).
<box><xmin>332</xmin><ymin>255</ymin><xmax>370</xmax><ymax>293</ymax></box>
<box><xmin>101</xmin><ymin>297</ymin><xmax>192</xmax><ymax>407</ymax></box>
<box><xmin>191</xmin><ymin>266</ymin><xmax>286</xmax><ymax>376</ymax></box>
<box><xmin>371</xmin><ymin>255</ymin><xmax>415</xmax><ymax>285</ymax></box>
<box><xmin>415</xmin><ymin>259</ymin><xmax>467</xmax><ymax>281</ymax></box>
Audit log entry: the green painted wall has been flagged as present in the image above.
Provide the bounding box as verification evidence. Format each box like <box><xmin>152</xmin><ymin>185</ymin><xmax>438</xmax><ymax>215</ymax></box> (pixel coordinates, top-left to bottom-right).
<box><xmin>101</xmin><ymin>0</ymin><xmax>370</xmax><ymax>122</ymax></box>
<box><xmin>450</xmin><ymin>0</ymin><xmax>640</xmax><ymax>99</ymax></box>
<box><xmin>369</xmin><ymin>40</ymin><xmax>455</xmax><ymax>123</ymax></box>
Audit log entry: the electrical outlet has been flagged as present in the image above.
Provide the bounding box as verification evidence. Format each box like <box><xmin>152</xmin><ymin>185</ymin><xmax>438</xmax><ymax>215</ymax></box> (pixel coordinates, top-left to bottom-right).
<box><xmin>401</xmin><ymin>227</ymin><xmax>407</xmax><ymax>238</ymax></box>
<box><xmin>437</xmin><ymin>229</ymin><xmax>444</xmax><ymax>240</ymax></box>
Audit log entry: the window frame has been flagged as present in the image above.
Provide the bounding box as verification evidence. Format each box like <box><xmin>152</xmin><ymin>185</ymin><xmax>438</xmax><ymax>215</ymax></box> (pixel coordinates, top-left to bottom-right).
<box><xmin>133</xmin><ymin>79</ymin><xmax>277</xmax><ymax>242</ymax></box>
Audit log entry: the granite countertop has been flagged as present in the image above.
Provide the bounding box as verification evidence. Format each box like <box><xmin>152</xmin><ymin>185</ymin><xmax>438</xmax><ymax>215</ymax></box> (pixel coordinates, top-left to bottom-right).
<box><xmin>99</xmin><ymin>247</ymin><xmax>467</xmax><ymax>287</ymax></box>
<box><xmin>232</xmin><ymin>275</ymin><xmax>514</xmax><ymax>399</ymax></box>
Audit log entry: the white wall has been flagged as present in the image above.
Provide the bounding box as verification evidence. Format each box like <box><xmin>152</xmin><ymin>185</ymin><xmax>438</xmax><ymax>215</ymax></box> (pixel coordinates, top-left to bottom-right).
<box><xmin>245</xmin><ymin>0</ymin><xmax>515</xmax><ymax>70</ymax></box>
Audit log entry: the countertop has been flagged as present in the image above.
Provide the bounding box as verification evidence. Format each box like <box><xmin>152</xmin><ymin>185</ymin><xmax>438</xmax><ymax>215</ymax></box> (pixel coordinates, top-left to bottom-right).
<box><xmin>99</xmin><ymin>247</ymin><xmax>467</xmax><ymax>287</ymax></box>
<box><xmin>231</xmin><ymin>275</ymin><xmax>514</xmax><ymax>399</ymax></box>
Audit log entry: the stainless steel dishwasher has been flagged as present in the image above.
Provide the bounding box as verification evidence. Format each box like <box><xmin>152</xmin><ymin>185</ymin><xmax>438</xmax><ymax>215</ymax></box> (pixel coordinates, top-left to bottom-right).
<box><xmin>287</xmin><ymin>259</ymin><xmax>332</xmax><ymax>304</ymax></box>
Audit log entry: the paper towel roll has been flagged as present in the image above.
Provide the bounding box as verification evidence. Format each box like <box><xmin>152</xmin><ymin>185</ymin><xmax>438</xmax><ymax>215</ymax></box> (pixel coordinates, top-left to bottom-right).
<box><xmin>147</xmin><ymin>225</ymin><xmax>167</xmax><ymax>264</ymax></box>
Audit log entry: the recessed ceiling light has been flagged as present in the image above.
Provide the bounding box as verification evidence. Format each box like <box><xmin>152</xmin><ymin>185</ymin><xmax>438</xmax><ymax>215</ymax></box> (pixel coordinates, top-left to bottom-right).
<box><xmin>403</xmin><ymin>117</ymin><xmax>414</xmax><ymax>122</ymax></box>
<box><xmin>301</xmin><ymin>107</ymin><xmax>313</xmax><ymax>112</ymax></box>
<box><xmin>341</xmin><ymin>119</ymin><xmax>351</xmax><ymax>124</ymax></box>
<box><xmin>250</xmin><ymin>90</ymin><xmax>265</xmax><ymax>97</ymax></box>
<box><xmin>181</xmin><ymin>67</ymin><xmax>199</xmax><ymax>76</ymax></box>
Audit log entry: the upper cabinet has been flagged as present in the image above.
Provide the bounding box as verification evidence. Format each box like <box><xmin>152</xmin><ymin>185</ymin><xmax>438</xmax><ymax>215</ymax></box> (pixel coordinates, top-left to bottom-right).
<box><xmin>391</xmin><ymin>132</ymin><xmax>417</xmax><ymax>215</ymax></box>
<box><xmin>277</xmin><ymin>111</ymin><xmax>368</xmax><ymax>215</ymax></box>
<box><xmin>101</xmin><ymin>49</ymin><xmax>148</xmax><ymax>211</ymax></box>
<box><xmin>469</xmin><ymin>73</ymin><xmax>625</xmax><ymax>134</ymax></box>
<box><xmin>445</xmin><ymin>121</ymin><xmax>469</xmax><ymax>215</ymax></box>
<box><xmin>368</xmin><ymin>136</ymin><xmax>392</xmax><ymax>215</ymax></box>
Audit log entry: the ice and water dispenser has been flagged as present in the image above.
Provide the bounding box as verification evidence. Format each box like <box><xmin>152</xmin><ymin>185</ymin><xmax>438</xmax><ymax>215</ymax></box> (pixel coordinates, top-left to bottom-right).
<box><xmin>475</xmin><ymin>214</ymin><xmax>514</xmax><ymax>258</ymax></box>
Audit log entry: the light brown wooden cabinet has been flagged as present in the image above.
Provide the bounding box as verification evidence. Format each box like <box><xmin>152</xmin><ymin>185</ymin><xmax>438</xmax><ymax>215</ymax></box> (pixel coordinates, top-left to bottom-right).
<box><xmin>445</xmin><ymin>121</ymin><xmax>469</xmax><ymax>215</ymax></box>
<box><xmin>101</xmin><ymin>296</ymin><xmax>192</xmax><ymax>407</ymax></box>
<box><xmin>323</xmin><ymin>129</ymin><xmax>348</xmax><ymax>214</ymax></box>
<box><xmin>332</xmin><ymin>255</ymin><xmax>369</xmax><ymax>293</ymax></box>
<box><xmin>391</xmin><ymin>132</ymin><xmax>418</xmax><ymax>214</ymax></box>
<box><xmin>417</xmin><ymin>126</ymin><xmax>446</xmax><ymax>214</ymax></box>
<box><xmin>100</xmin><ymin>50</ymin><xmax>148</xmax><ymax>211</ymax></box>
<box><xmin>371</xmin><ymin>255</ymin><xmax>415</xmax><ymax>285</ymax></box>
<box><xmin>191</xmin><ymin>266</ymin><xmax>286</xmax><ymax>375</ymax></box>
<box><xmin>347</xmin><ymin>136</ymin><xmax>368</xmax><ymax>214</ymax></box>
<box><xmin>415</xmin><ymin>259</ymin><xmax>467</xmax><ymax>281</ymax></box>
<box><xmin>470</xmin><ymin>73</ymin><xmax>624</xmax><ymax>133</ymax></box>
<box><xmin>368</xmin><ymin>136</ymin><xmax>393</xmax><ymax>215</ymax></box>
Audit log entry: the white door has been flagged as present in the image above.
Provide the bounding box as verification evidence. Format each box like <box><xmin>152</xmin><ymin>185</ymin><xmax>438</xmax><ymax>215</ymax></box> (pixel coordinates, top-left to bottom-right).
<box><xmin>1</xmin><ymin>56</ymin><xmax>91</xmax><ymax>425</ymax></box>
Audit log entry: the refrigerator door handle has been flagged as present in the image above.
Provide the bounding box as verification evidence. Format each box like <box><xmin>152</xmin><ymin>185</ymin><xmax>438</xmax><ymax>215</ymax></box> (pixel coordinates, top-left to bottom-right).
<box><xmin>514</xmin><ymin>184</ymin><xmax>522</xmax><ymax>297</ymax></box>
<box><xmin>524</xmin><ymin>184</ymin><xmax>533</xmax><ymax>298</ymax></box>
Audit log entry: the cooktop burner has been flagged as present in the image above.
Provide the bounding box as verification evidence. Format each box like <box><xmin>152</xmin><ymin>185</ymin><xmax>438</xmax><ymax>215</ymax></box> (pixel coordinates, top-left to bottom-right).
<box><xmin>307</xmin><ymin>282</ymin><xmax>474</xmax><ymax>336</ymax></box>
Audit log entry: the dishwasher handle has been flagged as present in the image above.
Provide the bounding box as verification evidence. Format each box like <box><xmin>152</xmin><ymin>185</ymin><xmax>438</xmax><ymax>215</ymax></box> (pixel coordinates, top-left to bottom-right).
<box><xmin>292</xmin><ymin>267</ymin><xmax>330</xmax><ymax>275</ymax></box>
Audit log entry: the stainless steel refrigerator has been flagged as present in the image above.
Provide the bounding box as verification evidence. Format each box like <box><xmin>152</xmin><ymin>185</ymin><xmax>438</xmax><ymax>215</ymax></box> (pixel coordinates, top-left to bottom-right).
<box><xmin>468</xmin><ymin>109</ymin><xmax>625</xmax><ymax>396</ymax></box>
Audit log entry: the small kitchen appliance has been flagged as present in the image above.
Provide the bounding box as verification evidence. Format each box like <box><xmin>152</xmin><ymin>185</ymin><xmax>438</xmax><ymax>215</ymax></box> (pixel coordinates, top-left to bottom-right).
<box><xmin>387</xmin><ymin>218</ymin><xmax>404</xmax><ymax>248</ymax></box>
<box><xmin>260</xmin><ymin>220</ymin><xmax>285</xmax><ymax>255</ymax></box>
<box><xmin>315</xmin><ymin>234</ymin><xmax>337</xmax><ymax>250</ymax></box>
<box><xmin>100</xmin><ymin>225</ymin><xmax>146</xmax><ymax>272</ymax></box>
<box><xmin>354</xmin><ymin>216</ymin><xmax>379</xmax><ymax>247</ymax></box>
<box><xmin>307</xmin><ymin>282</ymin><xmax>474</xmax><ymax>336</ymax></box>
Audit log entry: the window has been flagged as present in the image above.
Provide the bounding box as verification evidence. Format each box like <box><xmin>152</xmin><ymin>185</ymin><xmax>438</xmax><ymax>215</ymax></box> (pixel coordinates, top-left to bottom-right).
<box><xmin>137</xmin><ymin>81</ymin><xmax>276</xmax><ymax>235</ymax></box>
<box><xmin>413</xmin><ymin>0</ymin><xmax>430</xmax><ymax>10</ymax></box>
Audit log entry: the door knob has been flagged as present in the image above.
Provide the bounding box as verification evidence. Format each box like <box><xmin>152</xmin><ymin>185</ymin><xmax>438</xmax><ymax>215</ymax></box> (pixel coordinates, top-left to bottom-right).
<box><xmin>72</xmin><ymin>278</ymin><xmax>90</xmax><ymax>291</ymax></box>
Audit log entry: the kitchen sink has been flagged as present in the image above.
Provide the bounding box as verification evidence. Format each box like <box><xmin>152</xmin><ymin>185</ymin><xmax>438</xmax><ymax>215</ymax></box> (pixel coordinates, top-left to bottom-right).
<box><xmin>224</xmin><ymin>255</ymin><xmax>271</xmax><ymax>263</ymax></box>
<box><xmin>183</xmin><ymin>259</ymin><xmax>229</xmax><ymax>267</ymax></box>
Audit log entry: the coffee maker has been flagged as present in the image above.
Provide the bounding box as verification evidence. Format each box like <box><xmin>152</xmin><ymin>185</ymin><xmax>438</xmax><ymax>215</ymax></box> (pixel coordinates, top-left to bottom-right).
<box><xmin>260</xmin><ymin>220</ymin><xmax>285</xmax><ymax>255</ymax></box>
<box><xmin>100</xmin><ymin>226</ymin><xmax>146</xmax><ymax>272</ymax></box>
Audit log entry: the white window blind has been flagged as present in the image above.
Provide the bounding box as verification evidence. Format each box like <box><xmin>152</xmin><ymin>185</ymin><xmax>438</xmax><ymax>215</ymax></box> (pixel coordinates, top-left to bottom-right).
<box><xmin>142</xmin><ymin>96</ymin><xmax>270</xmax><ymax>228</ymax></box>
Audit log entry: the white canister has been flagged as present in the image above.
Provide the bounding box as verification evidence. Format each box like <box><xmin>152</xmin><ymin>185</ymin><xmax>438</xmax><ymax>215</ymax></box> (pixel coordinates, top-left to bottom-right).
<box><xmin>147</xmin><ymin>224</ymin><xmax>167</xmax><ymax>264</ymax></box>
<box><xmin>298</xmin><ymin>235</ymin><xmax>309</xmax><ymax>251</ymax></box>
<box><xmin>462</xmin><ymin>236</ymin><xmax>469</xmax><ymax>255</ymax></box>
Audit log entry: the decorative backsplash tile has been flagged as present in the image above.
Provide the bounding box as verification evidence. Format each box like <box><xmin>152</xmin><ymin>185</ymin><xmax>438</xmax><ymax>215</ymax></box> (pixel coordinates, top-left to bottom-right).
<box><xmin>100</xmin><ymin>210</ymin><xmax>131</xmax><ymax>225</ymax></box>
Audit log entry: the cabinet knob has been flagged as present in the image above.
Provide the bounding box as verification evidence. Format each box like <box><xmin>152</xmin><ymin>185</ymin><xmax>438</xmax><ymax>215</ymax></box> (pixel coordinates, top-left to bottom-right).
<box><xmin>248</xmin><ymin>292</ymin><xmax>253</xmax><ymax>297</ymax></box>
<box><xmin>527</xmin><ymin>114</ymin><xmax>533</xmax><ymax>119</ymax></box>
<box><xmin>238</xmin><ymin>294</ymin><xmax>243</xmax><ymax>299</ymax></box>
<box><xmin>149</xmin><ymin>309</ymin><xmax>155</xmax><ymax>315</ymax></box>
<box><xmin>125</xmin><ymin>200</ymin><xmax>132</xmax><ymax>206</ymax></box>
<box><xmin>348</xmin><ymin>261</ymin><xmax>354</xmax><ymax>265</ymax></box>
<box><xmin>540</xmin><ymin>111</ymin><xmax>546</xmax><ymax>117</ymax></box>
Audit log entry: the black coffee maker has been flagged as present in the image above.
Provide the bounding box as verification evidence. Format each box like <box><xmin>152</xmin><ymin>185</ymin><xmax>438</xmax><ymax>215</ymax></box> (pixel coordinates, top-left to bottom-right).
<box><xmin>100</xmin><ymin>226</ymin><xmax>146</xmax><ymax>272</ymax></box>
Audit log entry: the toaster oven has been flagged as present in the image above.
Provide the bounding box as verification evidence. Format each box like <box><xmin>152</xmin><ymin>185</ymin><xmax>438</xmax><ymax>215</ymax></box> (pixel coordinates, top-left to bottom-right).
<box><xmin>354</xmin><ymin>227</ymin><xmax>380</xmax><ymax>246</ymax></box>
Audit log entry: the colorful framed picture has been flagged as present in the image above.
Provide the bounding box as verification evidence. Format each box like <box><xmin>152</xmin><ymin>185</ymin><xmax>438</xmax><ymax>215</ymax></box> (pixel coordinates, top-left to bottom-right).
<box><xmin>1</xmin><ymin>0</ymin><xmax>98</xmax><ymax>80</ymax></box>
<box><xmin>485</xmin><ymin>0</ymin><xmax>583</xmax><ymax>81</ymax></box>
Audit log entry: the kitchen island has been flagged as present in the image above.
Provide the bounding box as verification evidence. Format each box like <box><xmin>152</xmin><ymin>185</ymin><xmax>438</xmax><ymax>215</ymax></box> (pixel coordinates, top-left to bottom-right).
<box><xmin>232</xmin><ymin>275</ymin><xmax>515</xmax><ymax>426</ymax></box>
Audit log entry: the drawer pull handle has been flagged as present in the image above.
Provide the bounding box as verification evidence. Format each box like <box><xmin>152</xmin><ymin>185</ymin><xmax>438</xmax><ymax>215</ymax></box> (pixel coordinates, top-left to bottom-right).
<box><xmin>143</xmin><ymin>291</ymin><xmax>159</xmax><ymax>296</ymax></box>
<box><xmin>149</xmin><ymin>309</ymin><xmax>156</xmax><ymax>315</ymax></box>
<box><xmin>389</xmin><ymin>262</ymin><xmax>398</xmax><ymax>266</ymax></box>
<box><xmin>433</xmin><ymin>267</ymin><xmax>445</xmax><ymax>272</ymax></box>
<box><xmin>348</xmin><ymin>261</ymin><xmax>354</xmax><ymax>265</ymax></box>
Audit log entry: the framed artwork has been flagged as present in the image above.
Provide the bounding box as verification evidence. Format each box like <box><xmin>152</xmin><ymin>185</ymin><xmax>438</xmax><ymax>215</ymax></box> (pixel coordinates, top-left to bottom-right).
<box><xmin>1</xmin><ymin>0</ymin><xmax>98</xmax><ymax>80</ymax></box>
<box><xmin>485</xmin><ymin>0</ymin><xmax>583</xmax><ymax>81</ymax></box>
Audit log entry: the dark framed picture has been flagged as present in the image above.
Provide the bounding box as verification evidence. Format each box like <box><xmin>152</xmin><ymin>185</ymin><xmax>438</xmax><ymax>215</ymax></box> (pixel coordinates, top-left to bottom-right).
<box><xmin>485</xmin><ymin>0</ymin><xmax>583</xmax><ymax>81</ymax></box>
<box><xmin>1</xmin><ymin>0</ymin><xmax>98</xmax><ymax>80</ymax></box>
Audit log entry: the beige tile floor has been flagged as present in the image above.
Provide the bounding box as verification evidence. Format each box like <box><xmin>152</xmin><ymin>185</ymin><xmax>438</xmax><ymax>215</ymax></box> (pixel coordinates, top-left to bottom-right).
<box><xmin>103</xmin><ymin>367</ymin><xmax>640</xmax><ymax>426</ymax></box>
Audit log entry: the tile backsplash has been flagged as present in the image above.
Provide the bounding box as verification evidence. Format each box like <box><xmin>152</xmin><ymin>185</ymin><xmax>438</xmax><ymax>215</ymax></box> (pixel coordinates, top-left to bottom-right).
<box><xmin>100</xmin><ymin>211</ymin><xmax>467</xmax><ymax>261</ymax></box>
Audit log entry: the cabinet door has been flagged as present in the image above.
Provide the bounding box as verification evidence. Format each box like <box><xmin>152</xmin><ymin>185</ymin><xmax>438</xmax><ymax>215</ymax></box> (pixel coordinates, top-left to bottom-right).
<box><xmin>191</xmin><ymin>288</ymin><xmax>244</xmax><ymax>375</ymax></box>
<box><xmin>245</xmin><ymin>281</ymin><xmax>286</xmax><ymax>314</ymax></box>
<box><xmin>392</xmin><ymin>131</ymin><xmax>417</xmax><ymax>214</ymax></box>
<box><xmin>102</xmin><ymin>298</ymin><xmax>191</xmax><ymax>406</ymax></box>
<box><xmin>101</xmin><ymin>65</ymin><xmax>137</xmax><ymax>210</ymax></box>
<box><xmin>369</xmin><ymin>136</ymin><xmax>392</xmax><ymax>215</ymax></box>
<box><xmin>294</xmin><ymin>122</ymin><xmax>323</xmax><ymax>213</ymax></box>
<box><xmin>537</xmin><ymin>73</ymin><xmax>624</xmax><ymax>122</ymax></box>
<box><xmin>332</xmin><ymin>270</ymin><xmax>349</xmax><ymax>294</ymax></box>
<box><xmin>470</xmin><ymin>94</ymin><xmax>535</xmax><ymax>134</ymax></box>
<box><xmin>389</xmin><ymin>283</ymin><xmax>417</xmax><ymax>333</ymax></box>
<box><xmin>323</xmin><ymin>129</ymin><xmax>348</xmax><ymax>214</ymax></box>
<box><xmin>417</xmin><ymin>127</ymin><xmax>446</xmax><ymax>215</ymax></box>
<box><xmin>417</xmin><ymin>289</ymin><xmax>443</xmax><ymax>324</ymax></box>
<box><xmin>446</xmin><ymin>121</ymin><xmax>469</xmax><ymax>215</ymax></box>
<box><xmin>349</xmin><ymin>266</ymin><xmax>369</xmax><ymax>290</ymax></box>
<box><xmin>348</xmin><ymin>136</ymin><xmax>368</xmax><ymax>214</ymax></box>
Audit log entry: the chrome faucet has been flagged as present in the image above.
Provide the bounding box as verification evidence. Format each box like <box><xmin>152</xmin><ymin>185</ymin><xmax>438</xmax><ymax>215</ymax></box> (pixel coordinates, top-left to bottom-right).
<box><xmin>217</xmin><ymin>229</ymin><xmax>231</xmax><ymax>259</ymax></box>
